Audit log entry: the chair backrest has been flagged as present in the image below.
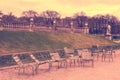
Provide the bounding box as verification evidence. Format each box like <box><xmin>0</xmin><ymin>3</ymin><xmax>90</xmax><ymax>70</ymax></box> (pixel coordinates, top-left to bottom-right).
<box><xmin>81</xmin><ymin>49</ymin><xmax>92</xmax><ymax>59</ymax></box>
<box><xmin>30</xmin><ymin>54</ymin><xmax>40</xmax><ymax>64</ymax></box>
<box><xmin>64</xmin><ymin>47</ymin><xmax>74</xmax><ymax>57</ymax></box>
<box><xmin>12</xmin><ymin>55</ymin><xmax>23</xmax><ymax>65</ymax></box>
<box><xmin>64</xmin><ymin>48</ymin><xmax>74</xmax><ymax>54</ymax></box>
<box><xmin>50</xmin><ymin>52</ymin><xmax>61</xmax><ymax>61</ymax></box>
<box><xmin>77</xmin><ymin>50</ymin><xmax>82</xmax><ymax>56</ymax></box>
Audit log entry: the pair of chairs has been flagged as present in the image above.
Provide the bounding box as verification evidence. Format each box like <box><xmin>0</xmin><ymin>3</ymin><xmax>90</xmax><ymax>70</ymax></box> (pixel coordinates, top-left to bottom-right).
<box><xmin>91</xmin><ymin>45</ymin><xmax>114</xmax><ymax>62</ymax></box>
<box><xmin>64</xmin><ymin>47</ymin><xmax>94</xmax><ymax>67</ymax></box>
<box><xmin>13</xmin><ymin>52</ymin><xmax>67</xmax><ymax>75</ymax></box>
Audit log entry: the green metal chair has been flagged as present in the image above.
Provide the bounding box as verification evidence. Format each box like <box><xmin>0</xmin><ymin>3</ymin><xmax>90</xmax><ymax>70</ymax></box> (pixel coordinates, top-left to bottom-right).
<box><xmin>64</xmin><ymin>47</ymin><xmax>79</xmax><ymax>67</ymax></box>
<box><xmin>12</xmin><ymin>54</ymin><xmax>35</xmax><ymax>75</ymax></box>
<box><xmin>80</xmin><ymin>49</ymin><xmax>94</xmax><ymax>67</ymax></box>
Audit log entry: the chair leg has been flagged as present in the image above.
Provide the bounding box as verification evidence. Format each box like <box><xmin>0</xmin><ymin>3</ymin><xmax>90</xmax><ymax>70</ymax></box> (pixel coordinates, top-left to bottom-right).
<box><xmin>92</xmin><ymin>60</ymin><xmax>94</xmax><ymax>67</ymax></box>
<box><xmin>49</xmin><ymin>62</ymin><xmax>52</xmax><ymax>71</ymax></box>
<box><xmin>102</xmin><ymin>54</ymin><xmax>106</xmax><ymax>62</ymax></box>
<box><xmin>78</xmin><ymin>59</ymin><xmax>80</xmax><ymax>67</ymax></box>
<box><xmin>58</xmin><ymin>62</ymin><xmax>61</xmax><ymax>69</ymax></box>
<box><xmin>70</xmin><ymin>60</ymin><xmax>72</xmax><ymax>67</ymax></box>
<box><xmin>34</xmin><ymin>64</ymin><xmax>39</xmax><ymax>75</ymax></box>
<box><xmin>82</xmin><ymin>61</ymin><xmax>85</xmax><ymax>67</ymax></box>
<box><xmin>18</xmin><ymin>67</ymin><xmax>21</xmax><ymax>75</ymax></box>
<box><xmin>111</xmin><ymin>54</ymin><xmax>113</xmax><ymax>61</ymax></box>
<box><xmin>65</xmin><ymin>61</ymin><xmax>68</xmax><ymax>69</ymax></box>
<box><xmin>97</xmin><ymin>54</ymin><xmax>99</xmax><ymax>61</ymax></box>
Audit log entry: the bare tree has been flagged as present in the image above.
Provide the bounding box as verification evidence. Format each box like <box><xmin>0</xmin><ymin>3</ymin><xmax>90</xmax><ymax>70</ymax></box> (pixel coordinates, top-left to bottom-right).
<box><xmin>73</xmin><ymin>11</ymin><xmax>86</xmax><ymax>18</ymax></box>
<box><xmin>40</xmin><ymin>10</ymin><xmax>61</xmax><ymax>26</ymax></box>
<box><xmin>40</xmin><ymin>10</ymin><xmax>61</xmax><ymax>19</ymax></box>
<box><xmin>74</xmin><ymin>11</ymin><xmax>88</xmax><ymax>28</ymax></box>
<box><xmin>22</xmin><ymin>10</ymin><xmax>38</xmax><ymax>18</ymax></box>
<box><xmin>2</xmin><ymin>12</ymin><xmax>17</xmax><ymax>23</ymax></box>
<box><xmin>0</xmin><ymin>11</ymin><xmax>3</xmax><ymax>17</ymax></box>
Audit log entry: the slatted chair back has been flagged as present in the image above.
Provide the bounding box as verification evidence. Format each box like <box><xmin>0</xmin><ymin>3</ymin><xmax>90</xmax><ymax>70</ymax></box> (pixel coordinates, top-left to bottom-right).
<box><xmin>30</xmin><ymin>54</ymin><xmax>40</xmax><ymax>64</ymax></box>
<box><xmin>12</xmin><ymin>54</ymin><xmax>37</xmax><ymax>75</ymax></box>
<box><xmin>12</xmin><ymin>55</ymin><xmax>23</xmax><ymax>65</ymax></box>
<box><xmin>77</xmin><ymin>50</ymin><xmax>83</xmax><ymax>56</ymax></box>
<box><xmin>64</xmin><ymin>47</ymin><xmax>75</xmax><ymax>57</ymax></box>
<box><xmin>50</xmin><ymin>52</ymin><xmax>61</xmax><ymax>61</ymax></box>
<box><xmin>81</xmin><ymin>49</ymin><xmax>92</xmax><ymax>59</ymax></box>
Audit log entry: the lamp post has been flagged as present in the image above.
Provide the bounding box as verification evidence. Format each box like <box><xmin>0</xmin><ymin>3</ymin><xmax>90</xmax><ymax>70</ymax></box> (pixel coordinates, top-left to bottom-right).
<box><xmin>29</xmin><ymin>17</ymin><xmax>34</xmax><ymax>32</ymax></box>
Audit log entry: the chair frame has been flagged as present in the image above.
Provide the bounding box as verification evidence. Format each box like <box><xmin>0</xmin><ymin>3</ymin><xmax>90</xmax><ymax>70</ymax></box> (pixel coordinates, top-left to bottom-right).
<box><xmin>49</xmin><ymin>52</ymin><xmax>67</xmax><ymax>69</ymax></box>
<box><xmin>30</xmin><ymin>53</ymin><xmax>51</xmax><ymax>73</ymax></box>
<box><xmin>78</xmin><ymin>49</ymin><xmax>94</xmax><ymax>67</ymax></box>
<box><xmin>102</xmin><ymin>49</ymin><xmax>113</xmax><ymax>62</ymax></box>
<box><xmin>12</xmin><ymin>54</ymin><xmax>35</xmax><ymax>75</ymax></box>
<box><xmin>64</xmin><ymin>48</ymin><xmax>79</xmax><ymax>67</ymax></box>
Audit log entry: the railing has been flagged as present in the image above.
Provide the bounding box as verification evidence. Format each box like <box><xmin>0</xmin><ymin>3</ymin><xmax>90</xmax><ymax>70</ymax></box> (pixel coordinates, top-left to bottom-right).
<box><xmin>0</xmin><ymin>24</ymin><xmax>89</xmax><ymax>34</ymax></box>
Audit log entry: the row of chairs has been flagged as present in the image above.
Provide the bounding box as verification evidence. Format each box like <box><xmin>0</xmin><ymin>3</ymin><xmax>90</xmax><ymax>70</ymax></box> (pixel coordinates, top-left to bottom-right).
<box><xmin>91</xmin><ymin>45</ymin><xmax>115</xmax><ymax>62</ymax></box>
<box><xmin>12</xmin><ymin>48</ymin><xmax>94</xmax><ymax>75</ymax></box>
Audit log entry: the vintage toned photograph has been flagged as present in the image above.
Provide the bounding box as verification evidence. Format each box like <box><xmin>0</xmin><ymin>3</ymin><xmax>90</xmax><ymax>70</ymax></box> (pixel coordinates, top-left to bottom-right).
<box><xmin>0</xmin><ymin>0</ymin><xmax>120</xmax><ymax>80</ymax></box>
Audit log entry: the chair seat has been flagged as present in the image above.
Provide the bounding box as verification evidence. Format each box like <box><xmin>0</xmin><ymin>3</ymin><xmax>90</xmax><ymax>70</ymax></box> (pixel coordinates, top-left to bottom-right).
<box><xmin>82</xmin><ymin>55</ymin><xmax>93</xmax><ymax>60</ymax></box>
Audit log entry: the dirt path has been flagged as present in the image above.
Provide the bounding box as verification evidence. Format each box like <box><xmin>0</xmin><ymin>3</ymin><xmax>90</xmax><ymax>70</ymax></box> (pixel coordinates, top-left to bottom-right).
<box><xmin>0</xmin><ymin>53</ymin><xmax>120</xmax><ymax>80</ymax></box>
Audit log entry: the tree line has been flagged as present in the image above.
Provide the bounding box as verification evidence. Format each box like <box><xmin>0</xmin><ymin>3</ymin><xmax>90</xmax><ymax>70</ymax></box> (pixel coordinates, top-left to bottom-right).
<box><xmin>0</xmin><ymin>10</ymin><xmax>120</xmax><ymax>34</ymax></box>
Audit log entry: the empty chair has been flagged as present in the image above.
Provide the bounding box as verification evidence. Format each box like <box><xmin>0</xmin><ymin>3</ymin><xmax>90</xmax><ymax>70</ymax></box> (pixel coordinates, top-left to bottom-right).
<box><xmin>30</xmin><ymin>51</ymin><xmax>53</xmax><ymax>71</ymax></box>
<box><xmin>102</xmin><ymin>46</ymin><xmax>113</xmax><ymax>62</ymax></box>
<box><xmin>30</xmin><ymin>54</ymin><xmax>49</xmax><ymax>74</ymax></box>
<box><xmin>91</xmin><ymin>45</ymin><xmax>101</xmax><ymax>60</ymax></box>
<box><xmin>12</xmin><ymin>54</ymin><xmax>35</xmax><ymax>75</ymax></box>
<box><xmin>49</xmin><ymin>52</ymin><xmax>67</xmax><ymax>69</ymax></box>
<box><xmin>64</xmin><ymin>47</ymin><xmax>79</xmax><ymax>67</ymax></box>
<box><xmin>79</xmin><ymin>49</ymin><xmax>94</xmax><ymax>67</ymax></box>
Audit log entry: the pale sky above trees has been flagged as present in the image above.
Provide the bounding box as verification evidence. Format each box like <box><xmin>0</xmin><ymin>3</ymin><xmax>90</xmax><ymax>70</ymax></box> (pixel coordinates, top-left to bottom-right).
<box><xmin>0</xmin><ymin>0</ymin><xmax>120</xmax><ymax>18</ymax></box>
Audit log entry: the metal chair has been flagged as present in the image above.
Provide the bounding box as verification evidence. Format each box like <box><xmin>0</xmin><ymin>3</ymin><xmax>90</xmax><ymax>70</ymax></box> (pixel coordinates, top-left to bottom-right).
<box><xmin>80</xmin><ymin>49</ymin><xmax>94</xmax><ymax>67</ymax></box>
<box><xmin>30</xmin><ymin>54</ymin><xmax>49</xmax><ymax>74</ymax></box>
<box><xmin>49</xmin><ymin>52</ymin><xmax>67</xmax><ymax>69</ymax></box>
<box><xmin>102</xmin><ymin>46</ymin><xmax>113</xmax><ymax>62</ymax></box>
<box><xmin>64</xmin><ymin>47</ymin><xmax>79</xmax><ymax>67</ymax></box>
<box><xmin>12</xmin><ymin>54</ymin><xmax>35</xmax><ymax>75</ymax></box>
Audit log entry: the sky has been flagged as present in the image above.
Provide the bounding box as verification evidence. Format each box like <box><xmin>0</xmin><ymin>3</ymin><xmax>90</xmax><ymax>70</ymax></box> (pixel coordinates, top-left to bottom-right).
<box><xmin>0</xmin><ymin>0</ymin><xmax>120</xmax><ymax>18</ymax></box>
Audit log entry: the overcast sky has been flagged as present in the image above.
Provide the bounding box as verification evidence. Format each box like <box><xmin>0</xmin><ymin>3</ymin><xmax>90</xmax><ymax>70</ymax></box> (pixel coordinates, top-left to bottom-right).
<box><xmin>0</xmin><ymin>0</ymin><xmax>120</xmax><ymax>18</ymax></box>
